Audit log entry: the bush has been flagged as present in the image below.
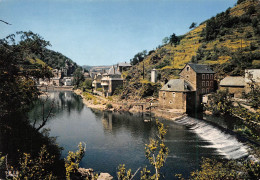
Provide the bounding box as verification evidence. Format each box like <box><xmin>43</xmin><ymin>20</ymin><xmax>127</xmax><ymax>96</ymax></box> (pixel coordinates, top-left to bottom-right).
<box><xmin>106</xmin><ymin>103</ymin><xmax>113</xmax><ymax>109</ymax></box>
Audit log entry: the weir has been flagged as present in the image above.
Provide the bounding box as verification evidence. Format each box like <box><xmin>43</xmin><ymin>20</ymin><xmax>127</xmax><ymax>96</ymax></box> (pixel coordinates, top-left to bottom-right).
<box><xmin>175</xmin><ymin>116</ymin><xmax>249</xmax><ymax>159</ymax></box>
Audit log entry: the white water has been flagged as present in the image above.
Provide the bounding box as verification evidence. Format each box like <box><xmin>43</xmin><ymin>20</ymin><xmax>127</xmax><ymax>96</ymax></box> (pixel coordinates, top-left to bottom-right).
<box><xmin>175</xmin><ymin>116</ymin><xmax>249</xmax><ymax>159</ymax></box>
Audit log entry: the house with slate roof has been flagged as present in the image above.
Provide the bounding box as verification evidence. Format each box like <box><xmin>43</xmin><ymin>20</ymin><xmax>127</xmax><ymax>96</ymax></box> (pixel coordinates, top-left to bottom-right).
<box><xmin>101</xmin><ymin>66</ymin><xmax>123</xmax><ymax>97</ymax></box>
<box><xmin>117</xmin><ymin>62</ymin><xmax>132</xmax><ymax>73</ymax></box>
<box><xmin>159</xmin><ymin>63</ymin><xmax>215</xmax><ymax>112</ymax></box>
<box><xmin>220</xmin><ymin>76</ymin><xmax>245</xmax><ymax>98</ymax></box>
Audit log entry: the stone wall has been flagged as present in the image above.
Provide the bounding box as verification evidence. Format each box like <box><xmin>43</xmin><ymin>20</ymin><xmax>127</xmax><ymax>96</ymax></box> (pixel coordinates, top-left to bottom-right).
<box><xmin>159</xmin><ymin>90</ymin><xmax>186</xmax><ymax>110</ymax></box>
<box><xmin>220</xmin><ymin>86</ymin><xmax>245</xmax><ymax>98</ymax></box>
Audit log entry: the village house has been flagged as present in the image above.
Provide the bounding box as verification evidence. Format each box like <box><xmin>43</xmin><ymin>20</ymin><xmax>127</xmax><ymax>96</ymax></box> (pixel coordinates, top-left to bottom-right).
<box><xmin>92</xmin><ymin>73</ymin><xmax>103</xmax><ymax>91</ymax></box>
<box><xmin>117</xmin><ymin>62</ymin><xmax>132</xmax><ymax>73</ymax></box>
<box><xmin>101</xmin><ymin>66</ymin><xmax>123</xmax><ymax>97</ymax></box>
<box><xmin>159</xmin><ymin>79</ymin><xmax>194</xmax><ymax>112</ymax></box>
<box><xmin>219</xmin><ymin>76</ymin><xmax>245</xmax><ymax>98</ymax></box>
<box><xmin>159</xmin><ymin>63</ymin><xmax>215</xmax><ymax>112</ymax></box>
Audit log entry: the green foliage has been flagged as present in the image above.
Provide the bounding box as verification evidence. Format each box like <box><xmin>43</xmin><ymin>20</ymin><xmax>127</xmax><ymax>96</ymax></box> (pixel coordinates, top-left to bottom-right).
<box><xmin>169</xmin><ymin>33</ymin><xmax>180</xmax><ymax>46</ymax></box>
<box><xmin>73</xmin><ymin>68</ymin><xmax>85</xmax><ymax>88</ymax></box>
<box><xmin>184</xmin><ymin>157</ymin><xmax>260</xmax><ymax>180</ymax></box>
<box><xmin>188</xmin><ymin>158</ymin><xmax>240</xmax><ymax>179</ymax></box>
<box><xmin>237</xmin><ymin>0</ymin><xmax>246</xmax><ymax>4</ymax></box>
<box><xmin>0</xmin><ymin>31</ymin><xmax>53</xmax><ymax>116</ymax></box>
<box><xmin>80</xmin><ymin>79</ymin><xmax>92</xmax><ymax>91</ymax></box>
<box><xmin>219</xmin><ymin>51</ymin><xmax>260</xmax><ymax>76</ymax></box>
<box><xmin>144</xmin><ymin>120</ymin><xmax>169</xmax><ymax>180</ymax></box>
<box><xmin>41</xmin><ymin>49</ymin><xmax>78</xmax><ymax>70</ymax></box>
<box><xmin>246</xmin><ymin>83</ymin><xmax>260</xmax><ymax>108</ymax></box>
<box><xmin>234</xmin><ymin>126</ymin><xmax>259</xmax><ymax>140</ymax></box>
<box><xmin>0</xmin><ymin>153</ymin><xmax>6</xmax><ymax>179</ymax></box>
<box><xmin>113</xmin><ymin>85</ymin><xmax>123</xmax><ymax>95</ymax></box>
<box><xmin>155</xmin><ymin>59</ymin><xmax>170</xmax><ymax>69</ymax></box>
<box><xmin>106</xmin><ymin>103</ymin><xmax>113</xmax><ymax>109</ymax></box>
<box><xmin>64</xmin><ymin>142</ymin><xmax>86</xmax><ymax>180</ymax></box>
<box><xmin>205</xmin><ymin>90</ymin><xmax>233</xmax><ymax>115</ymax></box>
<box><xmin>117</xmin><ymin>164</ymin><xmax>132</xmax><ymax>180</ymax></box>
<box><xmin>189</xmin><ymin>22</ymin><xmax>197</xmax><ymax>29</ymax></box>
<box><xmin>130</xmin><ymin>50</ymin><xmax>147</xmax><ymax>65</ymax></box>
<box><xmin>17</xmin><ymin>145</ymin><xmax>56</xmax><ymax>180</ymax></box>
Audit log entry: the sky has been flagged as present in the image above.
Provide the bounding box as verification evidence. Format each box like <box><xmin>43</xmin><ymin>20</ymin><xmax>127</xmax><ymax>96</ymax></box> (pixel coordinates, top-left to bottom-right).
<box><xmin>0</xmin><ymin>0</ymin><xmax>237</xmax><ymax>66</ymax></box>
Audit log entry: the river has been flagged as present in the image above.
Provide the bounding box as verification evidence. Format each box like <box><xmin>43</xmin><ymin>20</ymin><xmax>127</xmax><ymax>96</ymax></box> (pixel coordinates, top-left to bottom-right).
<box><xmin>28</xmin><ymin>91</ymin><xmax>249</xmax><ymax>179</ymax></box>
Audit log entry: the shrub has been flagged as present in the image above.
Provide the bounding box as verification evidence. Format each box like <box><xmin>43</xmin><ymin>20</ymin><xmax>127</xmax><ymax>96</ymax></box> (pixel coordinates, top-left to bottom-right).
<box><xmin>106</xmin><ymin>103</ymin><xmax>113</xmax><ymax>109</ymax></box>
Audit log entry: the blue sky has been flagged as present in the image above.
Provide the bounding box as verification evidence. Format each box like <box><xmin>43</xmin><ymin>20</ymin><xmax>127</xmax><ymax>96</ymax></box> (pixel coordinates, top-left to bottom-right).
<box><xmin>0</xmin><ymin>0</ymin><xmax>237</xmax><ymax>66</ymax></box>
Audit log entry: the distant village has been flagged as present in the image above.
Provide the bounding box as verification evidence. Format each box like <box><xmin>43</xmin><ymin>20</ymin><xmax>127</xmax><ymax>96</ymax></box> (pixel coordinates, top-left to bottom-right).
<box><xmin>38</xmin><ymin>60</ymin><xmax>260</xmax><ymax>113</ymax></box>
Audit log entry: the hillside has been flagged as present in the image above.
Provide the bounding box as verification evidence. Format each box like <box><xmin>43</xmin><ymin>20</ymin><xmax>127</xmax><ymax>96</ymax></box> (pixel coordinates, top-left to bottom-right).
<box><xmin>41</xmin><ymin>48</ymin><xmax>78</xmax><ymax>70</ymax></box>
<box><xmin>120</xmin><ymin>0</ymin><xmax>260</xmax><ymax>99</ymax></box>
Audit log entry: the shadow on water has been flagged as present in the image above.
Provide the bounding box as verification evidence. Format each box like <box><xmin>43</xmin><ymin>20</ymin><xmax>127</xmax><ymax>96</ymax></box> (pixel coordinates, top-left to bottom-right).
<box><xmin>12</xmin><ymin>91</ymin><xmax>254</xmax><ymax>179</ymax></box>
<box><xmin>0</xmin><ymin>112</ymin><xmax>65</xmax><ymax>177</ymax></box>
<box><xmin>0</xmin><ymin>91</ymin><xmax>85</xmax><ymax>178</ymax></box>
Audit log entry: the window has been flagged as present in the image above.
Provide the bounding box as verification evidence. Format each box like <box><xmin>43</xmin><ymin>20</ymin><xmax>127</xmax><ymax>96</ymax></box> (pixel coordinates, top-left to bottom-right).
<box><xmin>172</xmin><ymin>92</ymin><xmax>176</xmax><ymax>98</ymax></box>
<box><xmin>202</xmin><ymin>88</ymin><xmax>205</xmax><ymax>94</ymax></box>
<box><xmin>206</xmin><ymin>88</ymin><xmax>209</xmax><ymax>93</ymax></box>
<box><xmin>202</xmin><ymin>81</ymin><xmax>205</xmax><ymax>86</ymax></box>
<box><xmin>202</xmin><ymin>74</ymin><xmax>205</xmax><ymax>79</ymax></box>
<box><xmin>210</xmin><ymin>81</ymin><xmax>213</xmax><ymax>86</ymax></box>
<box><xmin>187</xmin><ymin>67</ymin><xmax>190</xmax><ymax>71</ymax></box>
<box><xmin>186</xmin><ymin>75</ymin><xmax>189</xmax><ymax>78</ymax></box>
<box><xmin>206</xmin><ymin>74</ymin><xmax>209</xmax><ymax>79</ymax></box>
<box><xmin>210</xmin><ymin>74</ymin><xmax>213</xmax><ymax>79</ymax></box>
<box><xmin>163</xmin><ymin>92</ymin><xmax>166</xmax><ymax>96</ymax></box>
<box><xmin>169</xmin><ymin>100</ymin><xmax>172</xmax><ymax>104</ymax></box>
<box><xmin>206</xmin><ymin>81</ymin><xmax>209</xmax><ymax>86</ymax></box>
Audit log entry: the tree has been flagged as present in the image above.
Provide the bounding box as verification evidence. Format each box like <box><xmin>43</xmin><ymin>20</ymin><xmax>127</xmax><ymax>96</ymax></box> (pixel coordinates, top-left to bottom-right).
<box><xmin>116</xmin><ymin>120</ymin><xmax>169</xmax><ymax>180</ymax></box>
<box><xmin>189</xmin><ymin>22</ymin><xmax>197</xmax><ymax>29</ymax></box>
<box><xmin>0</xmin><ymin>31</ymin><xmax>52</xmax><ymax>116</ymax></box>
<box><xmin>142</xmin><ymin>120</ymin><xmax>169</xmax><ymax>180</ymax></box>
<box><xmin>169</xmin><ymin>33</ymin><xmax>180</xmax><ymax>46</ymax></box>
<box><xmin>64</xmin><ymin>142</ymin><xmax>86</xmax><ymax>180</ymax></box>
<box><xmin>73</xmin><ymin>68</ymin><xmax>84</xmax><ymax>88</ymax></box>
<box><xmin>130</xmin><ymin>50</ymin><xmax>147</xmax><ymax>65</ymax></box>
<box><xmin>162</xmin><ymin>37</ymin><xmax>169</xmax><ymax>45</ymax></box>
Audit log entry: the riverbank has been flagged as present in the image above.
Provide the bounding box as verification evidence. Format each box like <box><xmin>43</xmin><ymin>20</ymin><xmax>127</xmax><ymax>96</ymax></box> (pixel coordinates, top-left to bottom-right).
<box><xmin>74</xmin><ymin>89</ymin><xmax>186</xmax><ymax>121</ymax></box>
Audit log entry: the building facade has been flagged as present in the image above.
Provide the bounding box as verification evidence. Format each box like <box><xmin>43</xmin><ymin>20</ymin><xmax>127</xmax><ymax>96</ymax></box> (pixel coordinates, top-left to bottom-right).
<box><xmin>219</xmin><ymin>76</ymin><xmax>245</xmax><ymax>98</ymax></box>
<box><xmin>101</xmin><ymin>66</ymin><xmax>123</xmax><ymax>97</ymax></box>
<box><xmin>159</xmin><ymin>63</ymin><xmax>215</xmax><ymax>112</ymax></box>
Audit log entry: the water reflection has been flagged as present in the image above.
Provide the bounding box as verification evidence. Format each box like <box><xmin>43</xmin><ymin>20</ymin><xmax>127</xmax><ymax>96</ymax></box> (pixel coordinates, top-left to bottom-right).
<box><xmin>27</xmin><ymin>91</ymin><xmax>250</xmax><ymax>179</ymax></box>
<box><xmin>0</xmin><ymin>113</ymin><xmax>64</xmax><ymax>177</ymax></box>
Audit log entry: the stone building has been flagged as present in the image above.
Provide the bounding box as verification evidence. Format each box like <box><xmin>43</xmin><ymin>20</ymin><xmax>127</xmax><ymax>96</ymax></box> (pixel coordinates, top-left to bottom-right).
<box><xmin>219</xmin><ymin>76</ymin><xmax>245</xmax><ymax>98</ymax></box>
<box><xmin>159</xmin><ymin>79</ymin><xmax>195</xmax><ymax>112</ymax></box>
<box><xmin>159</xmin><ymin>63</ymin><xmax>215</xmax><ymax>112</ymax></box>
<box><xmin>117</xmin><ymin>62</ymin><xmax>132</xmax><ymax>73</ymax></box>
<box><xmin>101</xmin><ymin>66</ymin><xmax>123</xmax><ymax>97</ymax></box>
<box><xmin>92</xmin><ymin>73</ymin><xmax>103</xmax><ymax>91</ymax></box>
<box><xmin>179</xmin><ymin>63</ymin><xmax>215</xmax><ymax>95</ymax></box>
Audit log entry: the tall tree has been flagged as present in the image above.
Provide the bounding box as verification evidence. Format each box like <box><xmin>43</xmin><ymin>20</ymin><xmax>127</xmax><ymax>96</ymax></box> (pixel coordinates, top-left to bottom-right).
<box><xmin>189</xmin><ymin>22</ymin><xmax>197</xmax><ymax>29</ymax></box>
<box><xmin>0</xmin><ymin>31</ymin><xmax>52</xmax><ymax>116</ymax></box>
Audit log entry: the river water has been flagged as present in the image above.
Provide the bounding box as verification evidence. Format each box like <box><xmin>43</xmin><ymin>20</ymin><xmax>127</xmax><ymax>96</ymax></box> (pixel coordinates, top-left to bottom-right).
<box><xmin>28</xmin><ymin>91</ymin><xmax>249</xmax><ymax>179</ymax></box>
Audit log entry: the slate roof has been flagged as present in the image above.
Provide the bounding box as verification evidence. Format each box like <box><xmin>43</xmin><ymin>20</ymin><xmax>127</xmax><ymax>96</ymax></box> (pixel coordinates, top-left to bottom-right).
<box><xmin>220</xmin><ymin>76</ymin><xmax>245</xmax><ymax>87</ymax></box>
<box><xmin>118</xmin><ymin>62</ymin><xmax>132</xmax><ymax>67</ymax></box>
<box><xmin>187</xmin><ymin>63</ymin><xmax>215</xmax><ymax>74</ymax></box>
<box><xmin>160</xmin><ymin>79</ymin><xmax>193</xmax><ymax>92</ymax></box>
<box><xmin>108</xmin><ymin>66</ymin><xmax>121</xmax><ymax>75</ymax></box>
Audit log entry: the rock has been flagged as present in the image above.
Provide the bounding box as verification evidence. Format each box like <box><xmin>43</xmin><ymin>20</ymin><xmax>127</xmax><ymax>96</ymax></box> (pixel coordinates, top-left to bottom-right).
<box><xmin>97</xmin><ymin>173</ymin><xmax>113</xmax><ymax>180</ymax></box>
<box><xmin>78</xmin><ymin>168</ymin><xmax>94</xmax><ymax>178</ymax></box>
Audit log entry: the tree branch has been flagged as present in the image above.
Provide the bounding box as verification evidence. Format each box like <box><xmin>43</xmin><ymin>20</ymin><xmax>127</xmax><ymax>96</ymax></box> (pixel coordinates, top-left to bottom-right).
<box><xmin>0</xmin><ymin>20</ymin><xmax>11</xmax><ymax>25</ymax></box>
